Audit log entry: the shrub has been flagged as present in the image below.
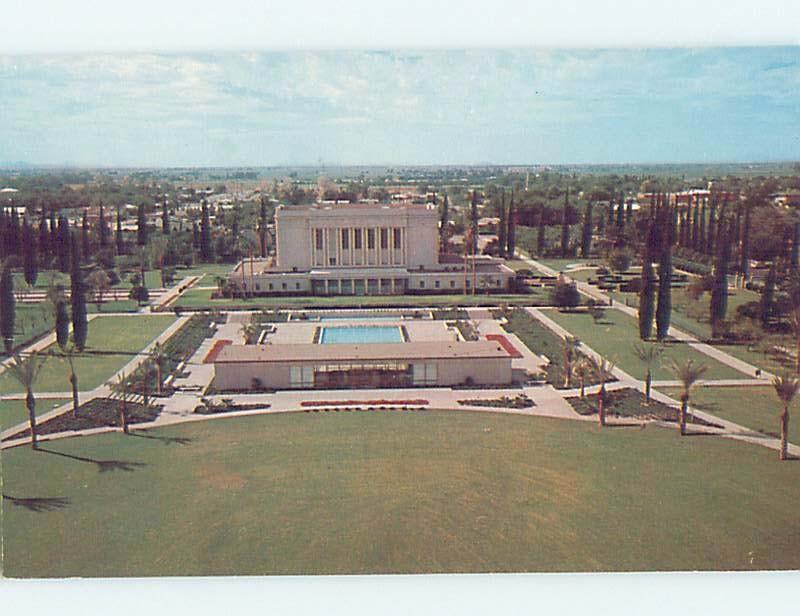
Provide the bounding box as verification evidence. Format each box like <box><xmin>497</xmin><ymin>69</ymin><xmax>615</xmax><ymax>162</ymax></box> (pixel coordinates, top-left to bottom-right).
<box><xmin>550</xmin><ymin>275</ymin><xmax>581</xmax><ymax>308</ymax></box>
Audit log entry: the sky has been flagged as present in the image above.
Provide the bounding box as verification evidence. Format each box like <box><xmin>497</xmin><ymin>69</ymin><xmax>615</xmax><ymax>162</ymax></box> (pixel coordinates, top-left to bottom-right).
<box><xmin>1</xmin><ymin>47</ymin><xmax>799</xmax><ymax>167</ymax></box>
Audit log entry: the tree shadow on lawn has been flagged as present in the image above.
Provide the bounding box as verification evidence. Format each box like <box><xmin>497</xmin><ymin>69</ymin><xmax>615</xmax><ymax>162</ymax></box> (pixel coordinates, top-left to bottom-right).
<box><xmin>2</xmin><ymin>493</ymin><xmax>70</xmax><ymax>512</ymax></box>
<box><xmin>128</xmin><ymin>431</ymin><xmax>193</xmax><ymax>446</ymax></box>
<box><xmin>37</xmin><ymin>447</ymin><xmax>148</xmax><ymax>473</ymax></box>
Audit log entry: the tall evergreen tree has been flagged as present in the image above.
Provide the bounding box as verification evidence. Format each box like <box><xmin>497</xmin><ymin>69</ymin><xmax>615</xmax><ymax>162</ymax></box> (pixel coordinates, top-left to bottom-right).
<box><xmin>616</xmin><ymin>192</ymin><xmax>625</xmax><ymax>229</ymax></box>
<box><xmin>740</xmin><ymin>201</ymin><xmax>752</xmax><ymax>283</ymax></box>
<box><xmin>760</xmin><ymin>261</ymin><xmax>777</xmax><ymax>327</ymax></box>
<box><xmin>8</xmin><ymin>207</ymin><xmax>20</xmax><ymax>257</ymax></box>
<box><xmin>192</xmin><ymin>221</ymin><xmax>200</xmax><ymax>251</ymax></box>
<box><xmin>638</xmin><ymin>220</ymin><xmax>658</xmax><ymax>340</ymax></box>
<box><xmin>161</xmin><ymin>200</ymin><xmax>170</xmax><ymax>235</ymax></box>
<box><xmin>115</xmin><ymin>207</ymin><xmax>125</xmax><ymax>255</ymax></box>
<box><xmin>707</xmin><ymin>195</ymin><xmax>717</xmax><ymax>256</ymax></box>
<box><xmin>200</xmin><ymin>200</ymin><xmax>213</xmax><ymax>261</ymax></box>
<box><xmin>137</xmin><ymin>202</ymin><xmax>148</xmax><ymax>247</ymax></box>
<box><xmin>258</xmin><ymin>196</ymin><xmax>269</xmax><ymax>257</ymax></box>
<box><xmin>625</xmin><ymin>198</ymin><xmax>633</xmax><ymax>224</ymax></box>
<box><xmin>792</xmin><ymin>222</ymin><xmax>800</xmax><ymax>273</ymax></box>
<box><xmin>98</xmin><ymin>204</ymin><xmax>109</xmax><ymax>249</ymax></box>
<box><xmin>710</xmin><ymin>219</ymin><xmax>732</xmax><ymax>338</ymax></box>
<box><xmin>55</xmin><ymin>298</ymin><xmax>70</xmax><ymax>350</ymax></box>
<box><xmin>38</xmin><ymin>209</ymin><xmax>50</xmax><ymax>260</ymax></box>
<box><xmin>49</xmin><ymin>210</ymin><xmax>58</xmax><ymax>250</ymax></box>
<box><xmin>439</xmin><ymin>193</ymin><xmax>450</xmax><ymax>249</ymax></box>
<box><xmin>536</xmin><ymin>207</ymin><xmax>547</xmax><ymax>256</ymax></box>
<box><xmin>496</xmin><ymin>190</ymin><xmax>507</xmax><ymax>258</ymax></box>
<box><xmin>22</xmin><ymin>219</ymin><xmax>38</xmax><ymax>287</ymax></box>
<box><xmin>560</xmin><ymin>188</ymin><xmax>570</xmax><ymax>257</ymax></box>
<box><xmin>56</xmin><ymin>216</ymin><xmax>71</xmax><ymax>273</ymax></box>
<box><xmin>698</xmin><ymin>198</ymin><xmax>707</xmax><ymax>253</ymax></box>
<box><xmin>70</xmin><ymin>233</ymin><xmax>88</xmax><ymax>351</ymax></box>
<box><xmin>690</xmin><ymin>195</ymin><xmax>700</xmax><ymax>251</ymax></box>
<box><xmin>655</xmin><ymin>196</ymin><xmax>674</xmax><ymax>341</ymax></box>
<box><xmin>81</xmin><ymin>209</ymin><xmax>90</xmax><ymax>263</ymax></box>
<box><xmin>581</xmin><ymin>201</ymin><xmax>594</xmax><ymax>257</ymax></box>
<box><xmin>0</xmin><ymin>260</ymin><xmax>15</xmax><ymax>352</ymax></box>
<box><xmin>506</xmin><ymin>190</ymin><xmax>516</xmax><ymax>258</ymax></box>
<box><xmin>469</xmin><ymin>190</ymin><xmax>479</xmax><ymax>255</ymax></box>
<box><xmin>684</xmin><ymin>197</ymin><xmax>693</xmax><ymax>248</ymax></box>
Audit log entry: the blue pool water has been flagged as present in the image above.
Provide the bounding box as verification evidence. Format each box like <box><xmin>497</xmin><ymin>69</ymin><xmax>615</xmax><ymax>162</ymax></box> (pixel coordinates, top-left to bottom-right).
<box><xmin>319</xmin><ymin>325</ymin><xmax>403</xmax><ymax>344</ymax></box>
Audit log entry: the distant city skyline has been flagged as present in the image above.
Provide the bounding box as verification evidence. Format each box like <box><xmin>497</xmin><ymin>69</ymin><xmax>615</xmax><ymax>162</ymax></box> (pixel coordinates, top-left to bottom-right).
<box><xmin>1</xmin><ymin>47</ymin><xmax>799</xmax><ymax>167</ymax></box>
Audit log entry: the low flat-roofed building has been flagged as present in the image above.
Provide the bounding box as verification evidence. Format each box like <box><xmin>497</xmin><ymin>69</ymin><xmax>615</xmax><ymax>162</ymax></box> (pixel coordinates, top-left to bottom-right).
<box><xmin>229</xmin><ymin>201</ymin><xmax>515</xmax><ymax>296</ymax></box>
<box><xmin>212</xmin><ymin>340</ymin><xmax>514</xmax><ymax>390</ymax></box>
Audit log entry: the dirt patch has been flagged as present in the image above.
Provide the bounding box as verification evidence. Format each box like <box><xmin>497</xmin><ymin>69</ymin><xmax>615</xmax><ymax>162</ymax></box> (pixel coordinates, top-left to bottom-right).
<box><xmin>195</xmin><ymin>464</ymin><xmax>248</xmax><ymax>490</ymax></box>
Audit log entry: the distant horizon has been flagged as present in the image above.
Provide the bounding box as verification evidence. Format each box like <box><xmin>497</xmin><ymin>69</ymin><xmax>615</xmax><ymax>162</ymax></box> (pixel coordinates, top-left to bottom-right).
<box><xmin>3</xmin><ymin>48</ymin><xmax>799</xmax><ymax>168</ymax></box>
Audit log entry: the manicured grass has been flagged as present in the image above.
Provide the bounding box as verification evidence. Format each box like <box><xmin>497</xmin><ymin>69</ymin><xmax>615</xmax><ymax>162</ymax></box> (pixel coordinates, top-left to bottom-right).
<box><xmin>174</xmin><ymin>263</ymin><xmax>236</xmax><ymax>281</ymax></box>
<box><xmin>543</xmin><ymin>309</ymin><xmax>749</xmax><ymax>380</ymax></box>
<box><xmin>658</xmin><ymin>385</ymin><xmax>800</xmax><ymax>446</ymax></box>
<box><xmin>0</xmin><ymin>315</ymin><xmax>176</xmax><ymax>395</ymax></box>
<box><xmin>536</xmin><ymin>258</ymin><xmax>599</xmax><ymax>273</ymax></box>
<box><xmin>174</xmin><ymin>287</ymin><xmax>549</xmax><ymax>310</ymax></box>
<box><xmin>0</xmin><ymin>398</ymin><xmax>70</xmax><ymax>431</ymax></box>
<box><xmin>2</xmin><ymin>411</ymin><xmax>799</xmax><ymax>576</ymax></box>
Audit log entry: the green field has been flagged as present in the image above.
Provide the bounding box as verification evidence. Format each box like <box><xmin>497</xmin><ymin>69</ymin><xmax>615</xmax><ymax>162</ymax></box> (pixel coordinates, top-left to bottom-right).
<box><xmin>543</xmin><ymin>309</ymin><xmax>749</xmax><ymax>380</ymax></box>
<box><xmin>0</xmin><ymin>315</ymin><xmax>176</xmax><ymax>395</ymax></box>
<box><xmin>173</xmin><ymin>287</ymin><xmax>549</xmax><ymax>310</ymax></box>
<box><xmin>2</xmin><ymin>411</ymin><xmax>799</xmax><ymax>576</ymax></box>
<box><xmin>658</xmin><ymin>385</ymin><xmax>800</xmax><ymax>445</ymax></box>
<box><xmin>0</xmin><ymin>398</ymin><xmax>71</xmax><ymax>431</ymax></box>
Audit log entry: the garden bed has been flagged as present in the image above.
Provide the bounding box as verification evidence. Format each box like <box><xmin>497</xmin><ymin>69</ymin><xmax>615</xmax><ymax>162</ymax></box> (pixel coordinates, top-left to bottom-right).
<box><xmin>457</xmin><ymin>394</ymin><xmax>534</xmax><ymax>409</ymax></box>
<box><xmin>194</xmin><ymin>399</ymin><xmax>271</xmax><ymax>414</ymax></box>
<box><xmin>301</xmin><ymin>399</ymin><xmax>429</xmax><ymax>407</ymax></box>
<box><xmin>3</xmin><ymin>397</ymin><xmax>162</xmax><ymax>441</ymax></box>
<box><xmin>567</xmin><ymin>388</ymin><xmax>722</xmax><ymax>427</ymax></box>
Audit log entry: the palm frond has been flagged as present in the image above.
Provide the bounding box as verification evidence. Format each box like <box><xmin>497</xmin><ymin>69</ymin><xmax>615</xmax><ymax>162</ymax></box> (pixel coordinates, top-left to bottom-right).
<box><xmin>773</xmin><ymin>373</ymin><xmax>800</xmax><ymax>406</ymax></box>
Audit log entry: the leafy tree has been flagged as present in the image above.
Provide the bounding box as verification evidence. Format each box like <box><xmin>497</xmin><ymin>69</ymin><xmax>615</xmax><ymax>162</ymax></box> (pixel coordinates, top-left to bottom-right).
<box><xmin>116</xmin><ymin>207</ymin><xmax>125</xmax><ymax>255</ymax></box>
<box><xmin>772</xmin><ymin>373</ymin><xmax>800</xmax><ymax>461</ymax></box>
<box><xmin>551</xmin><ymin>275</ymin><xmax>581</xmax><ymax>310</ymax></box>
<box><xmin>86</xmin><ymin>269</ymin><xmax>111</xmax><ymax>312</ymax></box>
<box><xmin>70</xmin><ymin>233</ymin><xmax>88</xmax><ymax>351</ymax></box>
<box><xmin>608</xmin><ymin>249</ymin><xmax>631</xmax><ymax>273</ymax></box>
<box><xmin>560</xmin><ymin>188</ymin><xmax>570</xmax><ymax>257</ymax></box>
<box><xmin>668</xmin><ymin>358</ymin><xmax>707</xmax><ymax>436</ymax></box>
<box><xmin>0</xmin><ymin>260</ymin><xmax>15</xmax><ymax>352</ymax></box>
<box><xmin>633</xmin><ymin>342</ymin><xmax>663</xmax><ymax>404</ymax></box>
<box><xmin>5</xmin><ymin>351</ymin><xmax>48</xmax><ymax>448</ymax></box>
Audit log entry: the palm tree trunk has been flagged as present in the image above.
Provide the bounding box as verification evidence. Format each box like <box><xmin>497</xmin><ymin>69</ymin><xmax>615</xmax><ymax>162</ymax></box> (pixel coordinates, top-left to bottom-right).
<box><xmin>156</xmin><ymin>365</ymin><xmax>162</xmax><ymax>395</ymax></box>
<box><xmin>70</xmin><ymin>371</ymin><xmax>79</xmax><ymax>418</ymax></box>
<box><xmin>796</xmin><ymin>336</ymin><xmax>800</xmax><ymax>375</ymax></box>
<box><xmin>598</xmin><ymin>384</ymin><xmax>606</xmax><ymax>427</ymax></box>
<box><xmin>119</xmin><ymin>400</ymin><xmax>129</xmax><ymax>434</ymax></box>
<box><xmin>780</xmin><ymin>407</ymin><xmax>789</xmax><ymax>461</ymax></box>
<box><xmin>26</xmin><ymin>389</ymin><xmax>38</xmax><ymax>449</ymax></box>
<box><xmin>645</xmin><ymin>369</ymin><xmax>651</xmax><ymax>405</ymax></box>
<box><xmin>680</xmin><ymin>396</ymin><xmax>688</xmax><ymax>436</ymax></box>
<box><xmin>580</xmin><ymin>377</ymin><xmax>585</xmax><ymax>398</ymax></box>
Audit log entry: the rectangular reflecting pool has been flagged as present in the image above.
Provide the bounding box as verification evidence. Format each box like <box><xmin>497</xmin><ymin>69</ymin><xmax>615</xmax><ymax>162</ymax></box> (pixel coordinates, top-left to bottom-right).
<box><xmin>319</xmin><ymin>325</ymin><xmax>404</xmax><ymax>344</ymax></box>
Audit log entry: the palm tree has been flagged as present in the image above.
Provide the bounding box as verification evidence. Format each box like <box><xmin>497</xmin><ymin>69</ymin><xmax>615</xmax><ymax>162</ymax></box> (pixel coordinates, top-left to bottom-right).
<box><xmin>240</xmin><ymin>322</ymin><xmax>258</xmax><ymax>345</ymax></box>
<box><xmin>573</xmin><ymin>357</ymin><xmax>592</xmax><ymax>398</ymax></box>
<box><xmin>61</xmin><ymin>345</ymin><xmax>81</xmax><ymax>418</ymax></box>
<box><xmin>668</xmin><ymin>358</ymin><xmax>708</xmax><ymax>436</ymax></box>
<box><xmin>109</xmin><ymin>372</ymin><xmax>134</xmax><ymax>434</ymax></box>
<box><xmin>788</xmin><ymin>308</ymin><xmax>800</xmax><ymax>375</ymax></box>
<box><xmin>6</xmin><ymin>352</ymin><xmax>48</xmax><ymax>449</ymax></box>
<box><xmin>586</xmin><ymin>356</ymin><xmax>615</xmax><ymax>427</ymax></box>
<box><xmin>633</xmin><ymin>342</ymin><xmax>664</xmax><ymax>405</ymax></box>
<box><xmin>148</xmin><ymin>341</ymin><xmax>169</xmax><ymax>394</ymax></box>
<box><xmin>561</xmin><ymin>336</ymin><xmax>581</xmax><ymax>388</ymax></box>
<box><xmin>772</xmin><ymin>373</ymin><xmax>799</xmax><ymax>461</ymax></box>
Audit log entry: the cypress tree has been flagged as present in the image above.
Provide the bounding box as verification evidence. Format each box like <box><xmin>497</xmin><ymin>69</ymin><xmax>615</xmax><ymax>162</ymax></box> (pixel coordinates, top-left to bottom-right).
<box><xmin>258</xmin><ymin>196</ymin><xmax>269</xmax><ymax>257</ymax></box>
<box><xmin>506</xmin><ymin>190</ymin><xmax>516</xmax><ymax>258</ymax></box>
<box><xmin>81</xmin><ymin>209</ymin><xmax>90</xmax><ymax>262</ymax></box>
<box><xmin>38</xmin><ymin>210</ymin><xmax>50</xmax><ymax>259</ymax></box>
<box><xmin>470</xmin><ymin>190</ymin><xmax>479</xmax><ymax>255</ymax></box>
<box><xmin>698</xmin><ymin>198</ymin><xmax>707</xmax><ymax>254</ymax></box>
<box><xmin>607</xmin><ymin>201</ymin><xmax>614</xmax><ymax>226</ymax></box>
<box><xmin>707</xmin><ymin>195</ymin><xmax>717</xmax><ymax>255</ymax></box>
<box><xmin>496</xmin><ymin>190</ymin><xmax>507</xmax><ymax>258</ymax></box>
<box><xmin>625</xmin><ymin>198</ymin><xmax>633</xmax><ymax>224</ymax></box>
<box><xmin>162</xmin><ymin>200</ymin><xmax>170</xmax><ymax>235</ymax></box>
<box><xmin>192</xmin><ymin>222</ymin><xmax>200</xmax><ymax>251</ymax></box>
<box><xmin>137</xmin><ymin>202</ymin><xmax>148</xmax><ymax>247</ymax></box>
<box><xmin>616</xmin><ymin>192</ymin><xmax>625</xmax><ymax>229</ymax></box>
<box><xmin>8</xmin><ymin>207</ymin><xmax>20</xmax><ymax>256</ymax></box>
<box><xmin>22</xmin><ymin>219</ymin><xmax>38</xmax><ymax>287</ymax></box>
<box><xmin>710</xmin><ymin>219</ymin><xmax>731</xmax><ymax>338</ymax></box>
<box><xmin>537</xmin><ymin>207</ymin><xmax>547</xmax><ymax>256</ymax></box>
<box><xmin>684</xmin><ymin>197</ymin><xmax>693</xmax><ymax>248</ymax></box>
<box><xmin>49</xmin><ymin>210</ymin><xmax>58</xmax><ymax>250</ymax></box>
<box><xmin>55</xmin><ymin>299</ymin><xmax>70</xmax><ymax>349</ymax></box>
<box><xmin>200</xmin><ymin>200</ymin><xmax>213</xmax><ymax>261</ymax></box>
<box><xmin>70</xmin><ymin>233</ymin><xmax>88</xmax><ymax>351</ymax></box>
<box><xmin>116</xmin><ymin>207</ymin><xmax>125</xmax><ymax>255</ymax></box>
<box><xmin>691</xmin><ymin>195</ymin><xmax>700</xmax><ymax>251</ymax></box>
<box><xmin>733</xmin><ymin>204</ymin><xmax>742</xmax><ymax>266</ymax></box>
<box><xmin>560</xmin><ymin>189</ymin><xmax>570</xmax><ymax>257</ymax></box>
<box><xmin>581</xmin><ymin>201</ymin><xmax>594</xmax><ymax>257</ymax></box>
<box><xmin>98</xmin><ymin>204</ymin><xmax>109</xmax><ymax>248</ymax></box>
<box><xmin>638</xmin><ymin>220</ymin><xmax>658</xmax><ymax>340</ymax></box>
<box><xmin>57</xmin><ymin>216</ymin><xmax>71</xmax><ymax>273</ymax></box>
<box><xmin>655</xmin><ymin>196</ymin><xmax>674</xmax><ymax>341</ymax></box>
<box><xmin>439</xmin><ymin>194</ymin><xmax>450</xmax><ymax>248</ymax></box>
<box><xmin>792</xmin><ymin>221</ymin><xmax>800</xmax><ymax>273</ymax></box>
<box><xmin>0</xmin><ymin>209</ymin><xmax>7</xmax><ymax>259</ymax></box>
<box><xmin>0</xmin><ymin>261</ymin><xmax>15</xmax><ymax>352</ymax></box>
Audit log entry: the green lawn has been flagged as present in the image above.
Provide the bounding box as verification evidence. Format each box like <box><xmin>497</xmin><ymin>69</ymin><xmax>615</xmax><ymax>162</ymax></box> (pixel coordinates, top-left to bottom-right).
<box><xmin>174</xmin><ymin>287</ymin><xmax>549</xmax><ymax>310</ymax></box>
<box><xmin>174</xmin><ymin>263</ymin><xmax>236</xmax><ymax>282</ymax></box>
<box><xmin>2</xmin><ymin>411</ymin><xmax>799</xmax><ymax>576</ymax></box>
<box><xmin>0</xmin><ymin>315</ymin><xmax>176</xmax><ymax>395</ymax></box>
<box><xmin>658</xmin><ymin>385</ymin><xmax>800</xmax><ymax>446</ymax></box>
<box><xmin>543</xmin><ymin>309</ymin><xmax>750</xmax><ymax>380</ymax></box>
<box><xmin>0</xmin><ymin>398</ymin><xmax>70</xmax><ymax>431</ymax></box>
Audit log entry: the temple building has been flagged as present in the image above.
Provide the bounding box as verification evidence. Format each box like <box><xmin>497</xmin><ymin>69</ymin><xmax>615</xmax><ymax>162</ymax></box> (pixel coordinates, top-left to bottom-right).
<box><xmin>230</xmin><ymin>201</ymin><xmax>515</xmax><ymax>296</ymax></box>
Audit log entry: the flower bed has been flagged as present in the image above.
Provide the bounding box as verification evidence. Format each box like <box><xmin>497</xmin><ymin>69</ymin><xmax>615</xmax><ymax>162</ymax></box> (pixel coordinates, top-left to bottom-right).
<box><xmin>457</xmin><ymin>394</ymin><xmax>534</xmax><ymax>409</ymax></box>
<box><xmin>301</xmin><ymin>399</ymin><xmax>429</xmax><ymax>407</ymax></box>
<box><xmin>3</xmin><ymin>398</ymin><xmax>162</xmax><ymax>441</ymax></box>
